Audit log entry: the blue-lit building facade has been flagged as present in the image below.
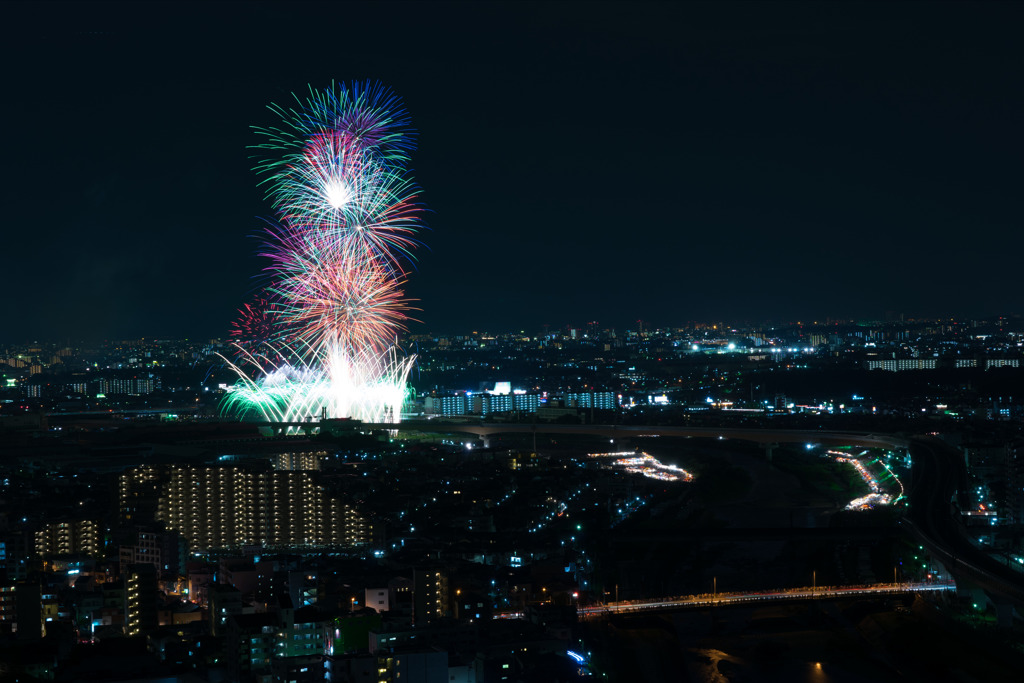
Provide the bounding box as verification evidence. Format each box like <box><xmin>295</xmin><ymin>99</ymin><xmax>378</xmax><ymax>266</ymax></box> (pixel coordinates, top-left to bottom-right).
<box><xmin>423</xmin><ymin>389</ymin><xmax>616</xmax><ymax>417</ymax></box>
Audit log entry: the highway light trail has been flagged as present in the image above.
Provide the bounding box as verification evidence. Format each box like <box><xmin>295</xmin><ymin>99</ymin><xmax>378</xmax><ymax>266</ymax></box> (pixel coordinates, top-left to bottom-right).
<box><xmin>588</xmin><ymin>450</ymin><xmax>694</xmax><ymax>482</ymax></box>
<box><xmin>828</xmin><ymin>449</ymin><xmax>903</xmax><ymax>510</ymax></box>
<box><xmin>577</xmin><ymin>580</ymin><xmax>954</xmax><ymax>616</ymax></box>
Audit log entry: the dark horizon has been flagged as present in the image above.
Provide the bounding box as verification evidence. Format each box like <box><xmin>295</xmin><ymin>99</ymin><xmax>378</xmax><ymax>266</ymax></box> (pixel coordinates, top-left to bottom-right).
<box><xmin>2</xmin><ymin>1</ymin><xmax>1022</xmax><ymax>342</ymax></box>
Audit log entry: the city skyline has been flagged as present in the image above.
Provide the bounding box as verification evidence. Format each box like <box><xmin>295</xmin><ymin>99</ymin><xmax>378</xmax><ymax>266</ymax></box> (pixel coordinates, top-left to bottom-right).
<box><xmin>2</xmin><ymin>1</ymin><xmax>1022</xmax><ymax>342</ymax></box>
<box><xmin>2</xmin><ymin>5</ymin><xmax>1024</xmax><ymax>674</ymax></box>
<box><xmin>4</xmin><ymin>310</ymin><xmax>1024</xmax><ymax>347</ymax></box>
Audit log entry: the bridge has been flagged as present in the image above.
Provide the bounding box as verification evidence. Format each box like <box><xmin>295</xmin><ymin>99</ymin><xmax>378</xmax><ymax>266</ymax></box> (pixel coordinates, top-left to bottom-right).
<box><xmin>249</xmin><ymin>419</ymin><xmax>911</xmax><ymax>452</ymax></box>
<box><xmin>357</xmin><ymin>421</ymin><xmax>911</xmax><ymax>459</ymax></box>
<box><xmin>576</xmin><ymin>580</ymin><xmax>955</xmax><ymax>617</ymax></box>
<box><xmin>369</xmin><ymin>421</ymin><xmax>910</xmax><ymax>447</ymax></box>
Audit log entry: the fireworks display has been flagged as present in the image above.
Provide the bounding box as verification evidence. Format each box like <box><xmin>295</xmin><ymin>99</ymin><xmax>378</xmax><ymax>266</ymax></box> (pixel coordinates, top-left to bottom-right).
<box><xmin>229</xmin><ymin>294</ymin><xmax>279</xmax><ymax>348</ymax></box>
<box><xmin>222</xmin><ymin>82</ymin><xmax>424</xmax><ymax>425</ymax></box>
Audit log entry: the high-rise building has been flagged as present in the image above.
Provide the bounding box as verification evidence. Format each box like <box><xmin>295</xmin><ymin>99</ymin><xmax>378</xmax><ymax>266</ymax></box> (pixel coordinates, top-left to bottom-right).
<box><xmin>470</xmin><ymin>393</ymin><xmax>514</xmax><ymax>415</ymax></box>
<box><xmin>99</xmin><ymin>376</ymin><xmax>156</xmax><ymax>395</ymax></box>
<box><xmin>413</xmin><ymin>568</ymin><xmax>449</xmax><ymax>626</ymax></box>
<box><xmin>120</xmin><ymin>465</ymin><xmax>373</xmax><ymax>553</ymax></box>
<box><xmin>424</xmin><ymin>394</ymin><xmax>468</xmax><ymax>417</ymax></box>
<box><xmin>513</xmin><ymin>393</ymin><xmax>540</xmax><ymax>413</ymax></box>
<box><xmin>563</xmin><ymin>390</ymin><xmax>617</xmax><ymax>410</ymax></box>
<box><xmin>0</xmin><ymin>584</ymin><xmax>16</xmax><ymax>628</ymax></box>
<box><xmin>34</xmin><ymin>520</ymin><xmax>101</xmax><ymax>558</ymax></box>
<box><xmin>864</xmin><ymin>359</ymin><xmax>937</xmax><ymax>371</ymax></box>
<box><xmin>119</xmin><ymin>465</ymin><xmax>163</xmax><ymax>525</ymax></box>
<box><xmin>125</xmin><ymin>563</ymin><xmax>158</xmax><ymax>636</ymax></box>
<box><xmin>274</xmin><ymin>451</ymin><xmax>324</xmax><ymax>471</ymax></box>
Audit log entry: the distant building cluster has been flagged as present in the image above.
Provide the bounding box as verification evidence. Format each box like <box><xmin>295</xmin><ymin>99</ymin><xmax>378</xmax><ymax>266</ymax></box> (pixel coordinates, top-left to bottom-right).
<box><xmin>2</xmin><ymin>317</ymin><xmax>1024</xmax><ymax>425</ymax></box>
<box><xmin>423</xmin><ymin>388</ymin><xmax>617</xmax><ymax>419</ymax></box>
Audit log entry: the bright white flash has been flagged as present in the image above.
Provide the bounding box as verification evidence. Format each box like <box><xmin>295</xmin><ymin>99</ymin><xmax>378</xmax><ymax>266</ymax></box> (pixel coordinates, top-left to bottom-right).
<box><xmin>325</xmin><ymin>180</ymin><xmax>352</xmax><ymax>208</ymax></box>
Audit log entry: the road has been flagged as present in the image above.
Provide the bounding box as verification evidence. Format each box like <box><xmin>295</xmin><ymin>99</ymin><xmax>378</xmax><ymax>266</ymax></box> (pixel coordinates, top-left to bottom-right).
<box><xmin>903</xmin><ymin>435</ymin><xmax>1024</xmax><ymax>606</ymax></box>
<box><xmin>313</xmin><ymin>420</ymin><xmax>1024</xmax><ymax>609</ymax></box>
<box><xmin>373</xmin><ymin>421</ymin><xmax>912</xmax><ymax>450</ymax></box>
<box><xmin>576</xmin><ymin>580</ymin><xmax>955</xmax><ymax>616</ymax></box>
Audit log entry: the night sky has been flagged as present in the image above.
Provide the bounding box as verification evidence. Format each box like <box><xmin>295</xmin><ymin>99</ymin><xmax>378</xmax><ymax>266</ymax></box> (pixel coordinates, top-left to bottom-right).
<box><xmin>2</xmin><ymin>1</ymin><xmax>1021</xmax><ymax>342</ymax></box>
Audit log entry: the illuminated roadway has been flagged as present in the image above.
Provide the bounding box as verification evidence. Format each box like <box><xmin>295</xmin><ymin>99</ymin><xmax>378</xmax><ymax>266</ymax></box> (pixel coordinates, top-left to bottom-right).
<box><xmin>264</xmin><ymin>419</ymin><xmax>1024</xmax><ymax>610</ymax></box>
<box><xmin>379</xmin><ymin>421</ymin><xmax>1024</xmax><ymax>610</ymax></box>
<box><xmin>576</xmin><ymin>581</ymin><xmax>955</xmax><ymax>617</ymax></box>
<box><xmin>901</xmin><ymin>435</ymin><xmax>1024</xmax><ymax>608</ymax></box>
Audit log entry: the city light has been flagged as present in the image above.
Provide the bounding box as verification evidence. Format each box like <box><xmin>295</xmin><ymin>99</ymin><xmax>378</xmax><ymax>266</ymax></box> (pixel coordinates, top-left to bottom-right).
<box><xmin>588</xmin><ymin>451</ymin><xmax>694</xmax><ymax>482</ymax></box>
<box><xmin>827</xmin><ymin>450</ymin><xmax>903</xmax><ymax>510</ymax></box>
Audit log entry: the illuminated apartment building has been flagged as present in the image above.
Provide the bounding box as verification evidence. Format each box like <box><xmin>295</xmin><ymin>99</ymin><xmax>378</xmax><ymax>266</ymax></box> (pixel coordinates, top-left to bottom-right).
<box><xmin>34</xmin><ymin>520</ymin><xmax>101</xmax><ymax>558</ymax></box>
<box><xmin>160</xmin><ymin>466</ymin><xmax>250</xmax><ymax>549</ymax></box>
<box><xmin>413</xmin><ymin>568</ymin><xmax>450</xmax><ymax>626</ymax></box>
<box><xmin>424</xmin><ymin>394</ymin><xmax>468</xmax><ymax>416</ymax></box>
<box><xmin>274</xmin><ymin>451</ymin><xmax>324</xmax><ymax>471</ymax></box>
<box><xmin>120</xmin><ymin>465</ymin><xmax>373</xmax><ymax>553</ymax></box>
<box><xmin>99</xmin><ymin>376</ymin><xmax>155</xmax><ymax>395</ymax></box>
<box><xmin>0</xmin><ymin>585</ymin><xmax>14</xmax><ymax>626</ymax></box>
<box><xmin>563</xmin><ymin>390</ymin><xmax>617</xmax><ymax>409</ymax></box>
<box><xmin>864</xmin><ymin>359</ymin><xmax>937</xmax><ymax>371</ymax></box>
<box><xmin>125</xmin><ymin>563</ymin><xmax>158</xmax><ymax>636</ymax></box>
<box><xmin>0</xmin><ymin>581</ymin><xmax>41</xmax><ymax>640</ymax></box>
<box><xmin>119</xmin><ymin>465</ymin><xmax>163</xmax><ymax>525</ymax></box>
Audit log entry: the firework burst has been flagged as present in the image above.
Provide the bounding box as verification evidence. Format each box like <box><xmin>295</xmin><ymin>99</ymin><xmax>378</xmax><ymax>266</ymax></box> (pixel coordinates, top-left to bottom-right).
<box><xmin>223</xmin><ymin>82</ymin><xmax>425</xmax><ymax>425</ymax></box>
<box><xmin>252</xmin><ymin>81</ymin><xmax>416</xmax><ymax>188</ymax></box>
<box><xmin>271</xmin><ymin>258</ymin><xmax>413</xmax><ymax>354</ymax></box>
<box><xmin>230</xmin><ymin>296</ymin><xmax>275</xmax><ymax>343</ymax></box>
